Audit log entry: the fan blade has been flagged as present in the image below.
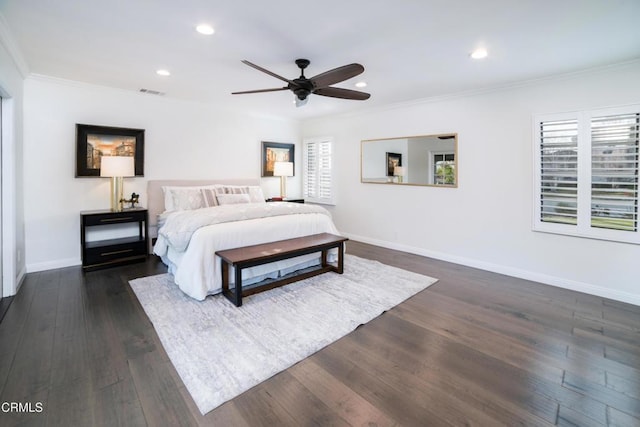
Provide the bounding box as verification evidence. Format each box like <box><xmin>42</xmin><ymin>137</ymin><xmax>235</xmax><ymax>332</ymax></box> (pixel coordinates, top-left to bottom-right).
<box><xmin>241</xmin><ymin>60</ymin><xmax>294</xmax><ymax>84</ymax></box>
<box><xmin>310</xmin><ymin>63</ymin><xmax>364</xmax><ymax>89</ymax></box>
<box><xmin>314</xmin><ymin>87</ymin><xmax>370</xmax><ymax>100</ymax></box>
<box><xmin>232</xmin><ymin>87</ymin><xmax>289</xmax><ymax>95</ymax></box>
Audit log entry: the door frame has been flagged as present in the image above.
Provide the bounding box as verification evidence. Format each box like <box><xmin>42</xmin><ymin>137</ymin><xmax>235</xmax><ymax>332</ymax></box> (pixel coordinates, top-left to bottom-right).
<box><xmin>1</xmin><ymin>93</ymin><xmax>17</xmax><ymax>297</ymax></box>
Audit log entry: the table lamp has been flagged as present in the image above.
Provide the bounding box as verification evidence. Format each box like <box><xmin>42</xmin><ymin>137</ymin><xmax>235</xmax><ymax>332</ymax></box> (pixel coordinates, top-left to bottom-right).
<box><xmin>273</xmin><ymin>161</ymin><xmax>294</xmax><ymax>199</ymax></box>
<box><xmin>100</xmin><ymin>156</ymin><xmax>135</xmax><ymax>211</ymax></box>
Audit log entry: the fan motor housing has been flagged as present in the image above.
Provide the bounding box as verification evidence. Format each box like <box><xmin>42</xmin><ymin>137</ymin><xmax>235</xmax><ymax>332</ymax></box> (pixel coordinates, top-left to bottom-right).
<box><xmin>290</xmin><ymin>78</ymin><xmax>313</xmax><ymax>100</ymax></box>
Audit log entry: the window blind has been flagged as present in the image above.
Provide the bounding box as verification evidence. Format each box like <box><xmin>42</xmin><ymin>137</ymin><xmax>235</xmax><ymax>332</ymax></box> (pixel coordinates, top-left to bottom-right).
<box><xmin>591</xmin><ymin>112</ymin><xmax>639</xmax><ymax>231</ymax></box>
<box><xmin>303</xmin><ymin>138</ymin><xmax>333</xmax><ymax>204</ymax></box>
<box><xmin>539</xmin><ymin>119</ymin><xmax>579</xmax><ymax>225</ymax></box>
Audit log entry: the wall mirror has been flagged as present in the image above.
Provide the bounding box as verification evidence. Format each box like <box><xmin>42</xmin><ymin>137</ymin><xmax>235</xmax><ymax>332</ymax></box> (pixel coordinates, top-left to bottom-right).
<box><xmin>361</xmin><ymin>133</ymin><xmax>458</xmax><ymax>187</ymax></box>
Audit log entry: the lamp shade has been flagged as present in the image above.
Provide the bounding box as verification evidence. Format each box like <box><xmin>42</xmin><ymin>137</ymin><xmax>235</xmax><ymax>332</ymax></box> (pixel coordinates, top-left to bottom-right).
<box><xmin>273</xmin><ymin>161</ymin><xmax>294</xmax><ymax>177</ymax></box>
<box><xmin>394</xmin><ymin>166</ymin><xmax>406</xmax><ymax>176</ymax></box>
<box><xmin>100</xmin><ymin>156</ymin><xmax>135</xmax><ymax>177</ymax></box>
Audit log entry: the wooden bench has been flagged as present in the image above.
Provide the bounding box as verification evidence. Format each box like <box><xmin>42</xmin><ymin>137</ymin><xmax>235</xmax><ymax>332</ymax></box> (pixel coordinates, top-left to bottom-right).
<box><xmin>217</xmin><ymin>233</ymin><xmax>348</xmax><ymax>307</ymax></box>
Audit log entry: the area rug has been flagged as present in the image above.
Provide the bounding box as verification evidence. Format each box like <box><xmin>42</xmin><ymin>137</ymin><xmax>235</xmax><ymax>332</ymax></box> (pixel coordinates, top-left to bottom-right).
<box><xmin>129</xmin><ymin>254</ymin><xmax>437</xmax><ymax>415</ymax></box>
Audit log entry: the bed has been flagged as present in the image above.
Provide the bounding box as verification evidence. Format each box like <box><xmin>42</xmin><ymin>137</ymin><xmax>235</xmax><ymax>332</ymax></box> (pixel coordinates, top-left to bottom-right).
<box><xmin>148</xmin><ymin>179</ymin><xmax>340</xmax><ymax>300</ymax></box>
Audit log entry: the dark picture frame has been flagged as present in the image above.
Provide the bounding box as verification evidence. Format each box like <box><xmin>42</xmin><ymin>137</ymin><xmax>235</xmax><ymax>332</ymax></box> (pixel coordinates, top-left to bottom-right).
<box><xmin>261</xmin><ymin>141</ymin><xmax>295</xmax><ymax>177</ymax></box>
<box><xmin>386</xmin><ymin>152</ymin><xmax>402</xmax><ymax>176</ymax></box>
<box><xmin>76</xmin><ymin>124</ymin><xmax>145</xmax><ymax>177</ymax></box>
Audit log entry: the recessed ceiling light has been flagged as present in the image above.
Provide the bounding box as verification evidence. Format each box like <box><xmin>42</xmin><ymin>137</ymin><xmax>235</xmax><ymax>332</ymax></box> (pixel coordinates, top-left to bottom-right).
<box><xmin>156</xmin><ymin>69</ymin><xmax>171</xmax><ymax>76</ymax></box>
<box><xmin>355</xmin><ymin>81</ymin><xmax>367</xmax><ymax>88</ymax></box>
<box><xmin>196</xmin><ymin>24</ymin><xmax>215</xmax><ymax>35</ymax></box>
<box><xmin>470</xmin><ymin>48</ymin><xmax>488</xmax><ymax>59</ymax></box>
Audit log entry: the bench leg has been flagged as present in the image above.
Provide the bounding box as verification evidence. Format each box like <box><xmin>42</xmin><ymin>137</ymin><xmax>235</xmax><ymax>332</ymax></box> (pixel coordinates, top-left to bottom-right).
<box><xmin>337</xmin><ymin>242</ymin><xmax>345</xmax><ymax>274</ymax></box>
<box><xmin>221</xmin><ymin>259</ymin><xmax>229</xmax><ymax>292</ymax></box>
<box><xmin>234</xmin><ymin>266</ymin><xmax>243</xmax><ymax>307</ymax></box>
<box><xmin>221</xmin><ymin>260</ymin><xmax>243</xmax><ymax>307</ymax></box>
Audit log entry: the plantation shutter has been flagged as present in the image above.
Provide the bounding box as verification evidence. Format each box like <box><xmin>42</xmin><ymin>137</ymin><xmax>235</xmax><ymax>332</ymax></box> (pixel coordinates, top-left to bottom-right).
<box><xmin>304</xmin><ymin>141</ymin><xmax>318</xmax><ymax>198</ymax></box>
<box><xmin>590</xmin><ymin>112</ymin><xmax>639</xmax><ymax>231</ymax></box>
<box><xmin>539</xmin><ymin>119</ymin><xmax>579</xmax><ymax>225</ymax></box>
<box><xmin>303</xmin><ymin>137</ymin><xmax>334</xmax><ymax>204</ymax></box>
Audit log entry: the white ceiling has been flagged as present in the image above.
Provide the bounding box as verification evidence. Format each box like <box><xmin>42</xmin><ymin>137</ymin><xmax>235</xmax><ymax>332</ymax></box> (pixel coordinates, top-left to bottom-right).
<box><xmin>1</xmin><ymin>0</ymin><xmax>639</xmax><ymax>120</ymax></box>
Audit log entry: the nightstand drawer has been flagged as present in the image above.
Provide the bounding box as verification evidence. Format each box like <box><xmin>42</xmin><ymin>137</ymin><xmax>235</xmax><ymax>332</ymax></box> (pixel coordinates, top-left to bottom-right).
<box><xmin>83</xmin><ymin>239</ymin><xmax>147</xmax><ymax>265</ymax></box>
<box><xmin>83</xmin><ymin>210</ymin><xmax>146</xmax><ymax>226</ymax></box>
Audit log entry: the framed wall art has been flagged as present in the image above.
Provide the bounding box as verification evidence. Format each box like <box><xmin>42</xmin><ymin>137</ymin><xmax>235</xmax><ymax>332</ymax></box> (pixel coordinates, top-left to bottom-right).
<box><xmin>261</xmin><ymin>141</ymin><xmax>294</xmax><ymax>177</ymax></box>
<box><xmin>75</xmin><ymin>124</ymin><xmax>145</xmax><ymax>177</ymax></box>
<box><xmin>386</xmin><ymin>152</ymin><xmax>402</xmax><ymax>177</ymax></box>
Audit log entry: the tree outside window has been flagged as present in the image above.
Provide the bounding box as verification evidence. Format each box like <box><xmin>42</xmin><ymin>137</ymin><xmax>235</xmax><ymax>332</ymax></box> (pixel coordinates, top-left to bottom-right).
<box><xmin>434</xmin><ymin>153</ymin><xmax>455</xmax><ymax>185</ymax></box>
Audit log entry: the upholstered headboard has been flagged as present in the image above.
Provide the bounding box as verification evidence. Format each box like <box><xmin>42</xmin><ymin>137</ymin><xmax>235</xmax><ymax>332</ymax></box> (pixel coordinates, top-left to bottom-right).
<box><xmin>146</xmin><ymin>179</ymin><xmax>261</xmax><ymax>239</ymax></box>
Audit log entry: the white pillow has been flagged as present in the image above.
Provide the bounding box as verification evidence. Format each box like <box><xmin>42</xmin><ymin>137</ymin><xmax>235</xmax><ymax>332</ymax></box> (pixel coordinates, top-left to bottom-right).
<box><xmin>247</xmin><ymin>186</ymin><xmax>266</xmax><ymax>203</ymax></box>
<box><xmin>216</xmin><ymin>193</ymin><xmax>252</xmax><ymax>205</ymax></box>
<box><xmin>162</xmin><ymin>186</ymin><xmax>177</xmax><ymax>211</ymax></box>
<box><xmin>171</xmin><ymin>188</ymin><xmax>206</xmax><ymax>210</ymax></box>
<box><xmin>162</xmin><ymin>186</ymin><xmax>213</xmax><ymax>211</ymax></box>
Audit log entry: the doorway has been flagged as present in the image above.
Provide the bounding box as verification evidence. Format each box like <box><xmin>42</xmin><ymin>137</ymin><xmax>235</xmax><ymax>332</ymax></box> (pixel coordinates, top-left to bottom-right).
<box><xmin>0</xmin><ymin>94</ymin><xmax>3</xmax><ymax>301</ymax></box>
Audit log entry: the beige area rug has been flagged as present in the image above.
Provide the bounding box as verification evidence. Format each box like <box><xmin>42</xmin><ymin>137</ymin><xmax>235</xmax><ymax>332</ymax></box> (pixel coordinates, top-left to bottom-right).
<box><xmin>129</xmin><ymin>254</ymin><xmax>438</xmax><ymax>415</ymax></box>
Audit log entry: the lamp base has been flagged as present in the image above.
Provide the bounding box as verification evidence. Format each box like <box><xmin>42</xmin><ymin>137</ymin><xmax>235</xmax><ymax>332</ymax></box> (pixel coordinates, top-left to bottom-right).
<box><xmin>279</xmin><ymin>175</ymin><xmax>287</xmax><ymax>199</ymax></box>
<box><xmin>110</xmin><ymin>176</ymin><xmax>124</xmax><ymax>212</ymax></box>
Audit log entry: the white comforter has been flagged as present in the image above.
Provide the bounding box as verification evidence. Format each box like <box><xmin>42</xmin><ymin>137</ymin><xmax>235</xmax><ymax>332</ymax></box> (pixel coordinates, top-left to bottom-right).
<box><xmin>153</xmin><ymin>203</ymin><xmax>340</xmax><ymax>300</ymax></box>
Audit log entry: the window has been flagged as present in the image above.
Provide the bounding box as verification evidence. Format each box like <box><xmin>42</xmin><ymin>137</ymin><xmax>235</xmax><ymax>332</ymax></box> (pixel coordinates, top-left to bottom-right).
<box><xmin>433</xmin><ymin>152</ymin><xmax>456</xmax><ymax>185</ymax></box>
<box><xmin>534</xmin><ymin>105</ymin><xmax>639</xmax><ymax>244</ymax></box>
<box><xmin>303</xmin><ymin>137</ymin><xmax>334</xmax><ymax>204</ymax></box>
<box><xmin>591</xmin><ymin>113</ymin><xmax>638</xmax><ymax>232</ymax></box>
<box><xmin>539</xmin><ymin>118</ymin><xmax>578</xmax><ymax>225</ymax></box>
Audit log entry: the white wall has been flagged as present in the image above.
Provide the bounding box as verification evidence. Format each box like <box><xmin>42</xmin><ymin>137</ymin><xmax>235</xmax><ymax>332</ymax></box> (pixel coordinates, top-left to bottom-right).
<box><xmin>0</xmin><ymin>19</ymin><xmax>27</xmax><ymax>296</ymax></box>
<box><xmin>23</xmin><ymin>76</ymin><xmax>301</xmax><ymax>271</ymax></box>
<box><xmin>303</xmin><ymin>61</ymin><xmax>640</xmax><ymax>305</ymax></box>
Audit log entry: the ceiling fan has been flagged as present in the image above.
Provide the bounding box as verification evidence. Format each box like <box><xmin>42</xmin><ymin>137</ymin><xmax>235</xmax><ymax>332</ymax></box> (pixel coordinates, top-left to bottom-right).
<box><xmin>232</xmin><ymin>59</ymin><xmax>370</xmax><ymax>107</ymax></box>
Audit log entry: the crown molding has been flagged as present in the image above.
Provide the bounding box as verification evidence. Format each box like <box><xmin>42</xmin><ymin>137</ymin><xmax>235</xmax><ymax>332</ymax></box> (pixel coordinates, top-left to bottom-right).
<box><xmin>0</xmin><ymin>12</ymin><xmax>29</xmax><ymax>78</ymax></box>
<box><xmin>27</xmin><ymin>73</ymin><xmax>301</xmax><ymax>125</ymax></box>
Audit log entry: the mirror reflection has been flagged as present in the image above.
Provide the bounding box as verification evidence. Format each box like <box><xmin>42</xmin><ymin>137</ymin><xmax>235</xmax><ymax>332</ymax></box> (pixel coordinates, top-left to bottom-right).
<box><xmin>361</xmin><ymin>134</ymin><xmax>457</xmax><ymax>186</ymax></box>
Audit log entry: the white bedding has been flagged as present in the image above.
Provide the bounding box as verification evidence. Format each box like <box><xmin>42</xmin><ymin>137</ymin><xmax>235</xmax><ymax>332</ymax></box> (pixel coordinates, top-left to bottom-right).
<box><xmin>154</xmin><ymin>203</ymin><xmax>340</xmax><ymax>300</ymax></box>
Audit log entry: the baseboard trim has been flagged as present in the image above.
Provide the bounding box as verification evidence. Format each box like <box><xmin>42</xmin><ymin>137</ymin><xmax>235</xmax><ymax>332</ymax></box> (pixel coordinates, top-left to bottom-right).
<box><xmin>16</xmin><ymin>265</ymin><xmax>26</xmax><ymax>293</ymax></box>
<box><xmin>26</xmin><ymin>258</ymin><xmax>81</xmax><ymax>273</ymax></box>
<box><xmin>344</xmin><ymin>233</ymin><xmax>640</xmax><ymax>307</ymax></box>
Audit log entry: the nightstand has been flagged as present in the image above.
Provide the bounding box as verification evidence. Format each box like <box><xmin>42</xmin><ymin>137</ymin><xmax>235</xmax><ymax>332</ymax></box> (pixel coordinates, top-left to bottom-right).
<box><xmin>80</xmin><ymin>208</ymin><xmax>149</xmax><ymax>271</ymax></box>
<box><xmin>266</xmin><ymin>198</ymin><xmax>305</xmax><ymax>203</ymax></box>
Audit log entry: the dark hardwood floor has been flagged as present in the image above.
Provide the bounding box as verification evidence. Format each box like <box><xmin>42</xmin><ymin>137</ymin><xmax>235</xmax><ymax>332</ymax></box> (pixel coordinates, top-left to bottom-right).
<box><xmin>0</xmin><ymin>296</ymin><xmax>13</xmax><ymax>324</ymax></box>
<box><xmin>1</xmin><ymin>241</ymin><xmax>639</xmax><ymax>426</ymax></box>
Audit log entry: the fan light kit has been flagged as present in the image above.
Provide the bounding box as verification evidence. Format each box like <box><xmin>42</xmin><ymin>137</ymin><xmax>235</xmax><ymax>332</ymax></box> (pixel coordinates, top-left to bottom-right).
<box><xmin>196</xmin><ymin>24</ymin><xmax>215</xmax><ymax>35</ymax></box>
<box><xmin>232</xmin><ymin>59</ymin><xmax>371</xmax><ymax>107</ymax></box>
<box><xmin>470</xmin><ymin>48</ymin><xmax>488</xmax><ymax>59</ymax></box>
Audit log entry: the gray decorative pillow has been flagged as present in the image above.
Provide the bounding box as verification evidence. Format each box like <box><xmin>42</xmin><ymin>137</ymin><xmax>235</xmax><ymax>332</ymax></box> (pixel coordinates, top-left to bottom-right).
<box><xmin>214</xmin><ymin>185</ymin><xmax>266</xmax><ymax>203</ymax></box>
<box><xmin>201</xmin><ymin>188</ymin><xmax>219</xmax><ymax>207</ymax></box>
